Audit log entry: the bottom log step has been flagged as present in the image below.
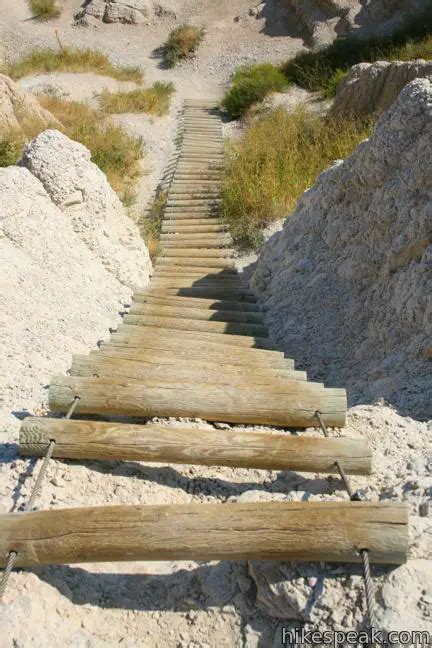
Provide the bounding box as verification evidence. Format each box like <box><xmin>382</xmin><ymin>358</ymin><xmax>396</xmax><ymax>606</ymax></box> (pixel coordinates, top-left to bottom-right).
<box><xmin>0</xmin><ymin>502</ymin><xmax>408</xmax><ymax>567</ymax></box>
<box><xmin>20</xmin><ymin>418</ymin><xmax>372</xmax><ymax>474</ymax></box>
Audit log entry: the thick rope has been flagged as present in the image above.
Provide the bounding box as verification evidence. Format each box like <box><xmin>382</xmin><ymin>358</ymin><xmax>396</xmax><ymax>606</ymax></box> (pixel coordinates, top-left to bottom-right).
<box><xmin>0</xmin><ymin>396</ymin><xmax>80</xmax><ymax>601</ymax></box>
<box><xmin>315</xmin><ymin>411</ymin><xmax>379</xmax><ymax>638</ymax></box>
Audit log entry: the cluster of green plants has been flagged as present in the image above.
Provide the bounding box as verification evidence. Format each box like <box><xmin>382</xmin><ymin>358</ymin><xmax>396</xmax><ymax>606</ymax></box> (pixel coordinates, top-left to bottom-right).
<box><xmin>27</xmin><ymin>0</ymin><xmax>60</xmax><ymax>21</ymax></box>
<box><xmin>100</xmin><ymin>82</ymin><xmax>175</xmax><ymax>116</ymax></box>
<box><xmin>0</xmin><ymin>133</ymin><xmax>25</xmax><ymax>167</ymax></box>
<box><xmin>221</xmin><ymin>107</ymin><xmax>372</xmax><ymax>250</ymax></box>
<box><xmin>282</xmin><ymin>6</ymin><xmax>432</xmax><ymax>97</ymax></box>
<box><xmin>39</xmin><ymin>96</ymin><xmax>143</xmax><ymax>203</ymax></box>
<box><xmin>5</xmin><ymin>46</ymin><xmax>143</xmax><ymax>82</ymax></box>
<box><xmin>163</xmin><ymin>25</ymin><xmax>205</xmax><ymax>68</ymax></box>
<box><xmin>221</xmin><ymin>63</ymin><xmax>287</xmax><ymax>119</ymax></box>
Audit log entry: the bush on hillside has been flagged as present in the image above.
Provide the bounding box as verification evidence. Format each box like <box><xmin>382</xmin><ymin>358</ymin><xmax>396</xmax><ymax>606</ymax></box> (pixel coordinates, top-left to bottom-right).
<box><xmin>100</xmin><ymin>82</ymin><xmax>175</xmax><ymax>116</ymax></box>
<box><xmin>282</xmin><ymin>6</ymin><xmax>432</xmax><ymax>96</ymax></box>
<box><xmin>221</xmin><ymin>63</ymin><xmax>287</xmax><ymax>118</ymax></box>
<box><xmin>163</xmin><ymin>25</ymin><xmax>205</xmax><ymax>68</ymax></box>
<box><xmin>222</xmin><ymin>107</ymin><xmax>371</xmax><ymax>250</ymax></box>
<box><xmin>27</xmin><ymin>0</ymin><xmax>60</xmax><ymax>20</ymax></box>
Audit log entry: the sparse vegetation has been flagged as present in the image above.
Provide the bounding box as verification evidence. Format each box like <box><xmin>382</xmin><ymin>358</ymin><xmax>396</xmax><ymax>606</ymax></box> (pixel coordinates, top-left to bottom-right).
<box><xmin>140</xmin><ymin>190</ymin><xmax>167</xmax><ymax>260</ymax></box>
<box><xmin>221</xmin><ymin>63</ymin><xmax>288</xmax><ymax>118</ymax></box>
<box><xmin>0</xmin><ymin>133</ymin><xmax>25</xmax><ymax>167</ymax></box>
<box><xmin>282</xmin><ymin>7</ymin><xmax>432</xmax><ymax>97</ymax></box>
<box><xmin>222</xmin><ymin>108</ymin><xmax>371</xmax><ymax>250</ymax></box>
<box><xmin>100</xmin><ymin>82</ymin><xmax>175</xmax><ymax>116</ymax></box>
<box><xmin>6</xmin><ymin>47</ymin><xmax>143</xmax><ymax>82</ymax></box>
<box><xmin>27</xmin><ymin>0</ymin><xmax>60</xmax><ymax>20</ymax></box>
<box><xmin>163</xmin><ymin>25</ymin><xmax>205</xmax><ymax>68</ymax></box>
<box><xmin>39</xmin><ymin>96</ymin><xmax>143</xmax><ymax>202</ymax></box>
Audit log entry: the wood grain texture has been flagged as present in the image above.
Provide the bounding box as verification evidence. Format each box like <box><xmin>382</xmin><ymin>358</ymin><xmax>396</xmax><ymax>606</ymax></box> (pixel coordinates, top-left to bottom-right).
<box><xmin>123</xmin><ymin>314</ymin><xmax>268</xmax><ymax>338</ymax></box>
<box><xmin>49</xmin><ymin>375</ymin><xmax>347</xmax><ymax>427</ymax></box>
<box><xmin>20</xmin><ymin>417</ymin><xmax>371</xmax><ymax>474</ymax></box>
<box><xmin>128</xmin><ymin>303</ymin><xmax>265</xmax><ymax>324</ymax></box>
<box><xmin>70</xmin><ymin>354</ymin><xmax>307</xmax><ymax>384</ymax></box>
<box><xmin>0</xmin><ymin>502</ymin><xmax>408</xmax><ymax>567</ymax></box>
<box><xmin>132</xmin><ymin>294</ymin><xmax>261</xmax><ymax>312</ymax></box>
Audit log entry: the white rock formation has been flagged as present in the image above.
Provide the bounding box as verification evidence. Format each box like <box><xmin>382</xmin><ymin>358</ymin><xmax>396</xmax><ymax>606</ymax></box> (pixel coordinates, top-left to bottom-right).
<box><xmin>0</xmin><ymin>166</ymin><xmax>133</xmax><ymax>438</ymax></box>
<box><xmin>0</xmin><ymin>73</ymin><xmax>60</xmax><ymax>132</ymax></box>
<box><xmin>331</xmin><ymin>59</ymin><xmax>432</xmax><ymax>119</ymax></box>
<box><xmin>252</xmin><ymin>78</ymin><xmax>432</xmax><ymax>419</ymax></box>
<box><xmin>21</xmin><ymin>129</ymin><xmax>151</xmax><ymax>287</ymax></box>
<box><xmin>284</xmin><ymin>0</ymin><xmax>430</xmax><ymax>48</ymax></box>
<box><xmin>75</xmin><ymin>0</ymin><xmax>152</xmax><ymax>24</ymax></box>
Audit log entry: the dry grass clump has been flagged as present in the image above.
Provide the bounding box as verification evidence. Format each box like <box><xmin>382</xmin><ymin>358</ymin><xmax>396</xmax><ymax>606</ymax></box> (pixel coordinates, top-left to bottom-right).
<box><xmin>27</xmin><ymin>0</ymin><xmax>60</xmax><ymax>20</ymax></box>
<box><xmin>6</xmin><ymin>47</ymin><xmax>143</xmax><ymax>83</ymax></box>
<box><xmin>100</xmin><ymin>82</ymin><xmax>175</xmax><ymax>116</ymax></box>
<box><xmin>140</xmin><ymin>190</ymin><xmax>167</xmax><ymax>260</ymax></box>
<box><xmin>163</xmin><ymin>25</ymin><xmax>204</xmax><ymax>68</ymax></box>
<box><xmin>222</xmin><ymin>107</ymin><xmax>372</xmax><ymax>250</ymax></box>
<box><xmin>0</xmin><ymin>132</ymin><xmax>25</xmax><ymax>167</ymax></box>
<box><xmin>39</xmin><ymin>96</ymin><xmax>143</xmax><ymax>203</ymax></box>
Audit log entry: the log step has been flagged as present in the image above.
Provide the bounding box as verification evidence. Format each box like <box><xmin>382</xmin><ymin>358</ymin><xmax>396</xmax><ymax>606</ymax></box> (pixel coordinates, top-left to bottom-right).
<box><xmin>114</xmin><ymin>323</ymin><xmax>276</xmax><ymax>349</ymax></box>
<box><xmin>49</xmin><ymin>374</ymin><xmax>347</xmax><ymax>427</ymax></box>
<box><xmin>20</xmin><ymin>418</ymin><xmax>371</xmax><ymax>475</ymax></box>
<box><xmin>132</xmin><ymin>293</ymin><xmax>262</xmax><ymax>312</ymax></box>
<box><xmin>0</xmin><ymin>501</ymin><xmax>407</xmax><ymax>568</ymax></box>
<box><xmin>70</xmin><ymin>354</ymin><xmax>306</xmax><ymax>385</ymax></box>
<box><xmin>123</xmin><ymin>314</ymin><xmax>268</xmax><ymax>337</ymax></box>
<box><xmin>129</xmin><ymin>303</ymin><xmax>265</xmax><ymax>324</ymax></box>
<box><xmin>140</xmin><ymin>287</ymin><xmax>257</xmax><ymax>301</ymax></box>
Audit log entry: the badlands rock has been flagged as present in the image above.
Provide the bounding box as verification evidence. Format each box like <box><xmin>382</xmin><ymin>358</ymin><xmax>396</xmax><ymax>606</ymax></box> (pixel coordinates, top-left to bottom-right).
<box><xmin>21</xmin><ymin>129</ymin><xmax>151</xmax><ymax>287</ymax></box>
<box><xmin>0</xmin><ymin>73</ymin><xmax>59</xmax><ymax>132</ymax></box>
<box><xmin>252</xmin><ymin>78</ymin><xmax>432</xmax><ymax>418</ymax></box>
<box><xmin>75</xmin><ymin>0</ymin><xmax>152</xmax><ymax>24</ymax></box>
<box><xmin>0</xmin><ymin>166</ymin><xmax>132</xmax><ymax>439</ymax></box>
<box><xmin>331</xmin><ymin>59</ymin><xmax>432</xmax><ymax>120</ymax></box>
<box><xmin>285</xmin><ymin>0</ymin><xmax>430</xmax><ymax>48</ymax></box>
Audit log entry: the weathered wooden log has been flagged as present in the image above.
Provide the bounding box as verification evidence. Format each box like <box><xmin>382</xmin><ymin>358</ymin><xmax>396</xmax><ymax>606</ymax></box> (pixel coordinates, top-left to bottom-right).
<box><xmin>132</xmin><ymin>294</ymin><xmax>261</xmax><ymax>313</ymax></box>
<box><xmin>123</xmin><ymin>314</ymin><xmax>268</xmax><ymax>338</ymax></box>
<box><xmin>114</xmin><ymin>323</ymin><xmax>276</xmax><ymax>349</ymax></box>
<box><xmin>97</xmin><ymin>344</ymin><xmax>294</xmax><ymax>369</ymax></box>
<box><xmin>70</xmin><ymin>354</ymin><xmax>307</xmax><ymax>385</ymax></box>
<box><xmin>162</xmin><ymin>249</ymin><xmax>231</xmax><ymax>258</ymax></box>
<box><xmin>129</xmin><ymin>303</ymin><xmax>265</xmax><ymax>324</ymax></box>
<box><xmin>157</xmin><ymin>258</ymin><xmax>234</xmax><ymax>269</ymax></box>
<box><xmin>139</xmin><ymin>287</ymin><xmax>257</xmax><ymax>301</ymax></box>
<box><xmin>49</xmin><ymin>375</ymin><xmax>347</xmax><ymax>427</ymax></box>
<box><xmin>0</xmin><ymin>502</ymin><xmax>408</xmax><ymax>567</ymax></box>
<box><xmin>20</xmin><ymin>418</ymin><xmax>370</xmax><ymax>474</ymax></box>
<box><xmin>162</xmin><ymin>239</ymin><xmax>228</xmax><ymax>249</ymax></box>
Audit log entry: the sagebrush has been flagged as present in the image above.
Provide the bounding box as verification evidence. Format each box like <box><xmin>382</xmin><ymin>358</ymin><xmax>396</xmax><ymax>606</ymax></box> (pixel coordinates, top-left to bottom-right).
<box><xmin>27</xmin><ymin>0</ymin><xmax>60</xmax><ymax>20</ymax></box>
<box><xmin>163</xmin><ymin>25</ymin><xmax>204</xmax><ymax>67</ymax></box>
<box><xmin>222</xmin><ymin>108</ymin><xmax>371</xmax><ymax>250</ymax></box>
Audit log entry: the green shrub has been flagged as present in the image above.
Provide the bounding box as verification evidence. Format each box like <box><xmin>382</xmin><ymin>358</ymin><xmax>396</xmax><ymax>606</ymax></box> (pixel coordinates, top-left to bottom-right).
<box><xmin>163</xmin><ymin>25</ymin><xmax>204</xmax><ymax>68</ymax></box>
<box><xmin>27</xmin><ymin>0</ymin><xmax>60</xmax><ymax>20</ymax></box>
<box><xmin>222</xmin><ymin>108</ymin><xmax>371</xmax><ymax>250</ymax></box>
<box><xmin>282</xmin><ymin>6</ymin><xmax>432</xmax><ymax>97</ymax></box>
<box><xmin>222</xmin><ymin>63</ymin><xmax>288</xmax><ymax>118</ymax></box>
<box><xmin>39</xmin><ymin>96</ymin><xmax>143</xmax><ymax>203</ymax></box>
<box><xmin>100</xmin><ymin>82</ymin><xmax>175</xmax><ymax>116</ymax></box>
<box><xmin>0</xmin><ymin>133</ymin><xmax>24</xmax><ymax>167</ymax></box>
<box><xmin>6</xmin><ymin>47</ymin><xmax>143</xmax><ymax>82</ymax></box>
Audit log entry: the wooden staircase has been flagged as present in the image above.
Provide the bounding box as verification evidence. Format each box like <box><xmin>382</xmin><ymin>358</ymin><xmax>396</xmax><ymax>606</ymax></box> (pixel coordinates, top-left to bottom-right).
<box><xmin>0</xmin><ymin>100</ymin><xmax>408</xmax><ymax>571</ymax></box>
